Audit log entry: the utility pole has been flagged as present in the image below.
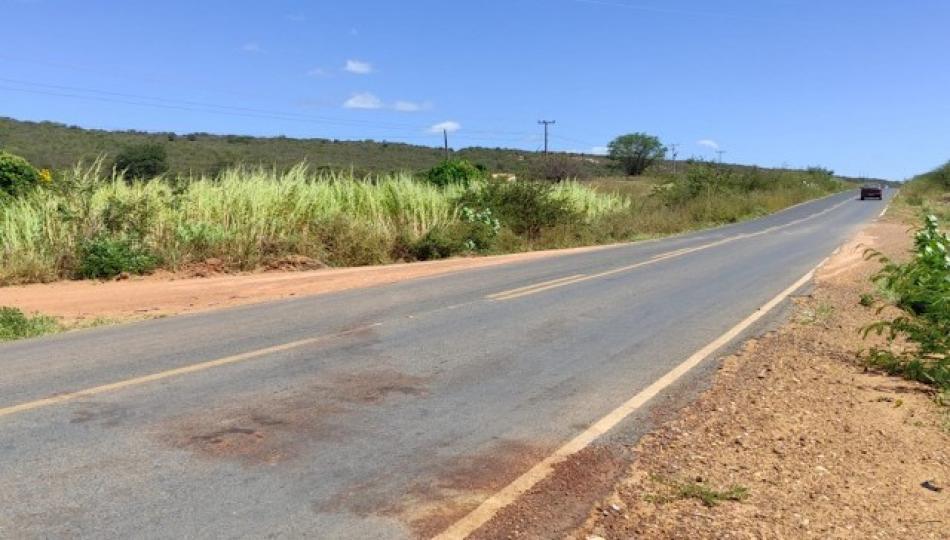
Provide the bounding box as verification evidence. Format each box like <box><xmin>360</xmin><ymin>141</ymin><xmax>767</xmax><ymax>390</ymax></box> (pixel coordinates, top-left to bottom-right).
<box><xmin>443</xmin><ymin>129</ymin><xmax>449</xmax><ymax>161</ymax></box>
<box><xmin>669</xmin><ymin>143</ymin><xmax>680</xmax><ymax>175</ymax></box>
<box><xmin>538</xmin><ymin>120</ymin><xmax>556</xmax><ymax>154</ymax></box>
<box><xmin>716</xmin><ymin>149</ymin><xmax>726</xmax><ymax>164</ymax></box>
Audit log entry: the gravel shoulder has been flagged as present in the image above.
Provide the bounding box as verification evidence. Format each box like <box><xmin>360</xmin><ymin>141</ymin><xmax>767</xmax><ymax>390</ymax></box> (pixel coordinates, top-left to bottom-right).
<box><xmin>568</xmin><ymin>218</ymin><xmax>949</xmax><ymax>539</ymax></box>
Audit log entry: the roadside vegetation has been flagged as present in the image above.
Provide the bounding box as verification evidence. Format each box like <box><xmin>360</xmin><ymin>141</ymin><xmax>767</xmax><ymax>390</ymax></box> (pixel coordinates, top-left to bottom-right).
<box><xmin>863</xmin><ymin>215</ymin><xmax>948</xmax><ymax>390</ymax></box>
<box><xmin>893</xmin><ymin>160</ymin><xmax>950</xmax><ymax>221</ymax></box>
<box><xmin>645</xmin><ymin>475</ymin><xmax>749</xmax><ymax>507</ymax></box>
<box><xmin>0</xmin><ymin>143</ymin><xmax>847</xmax><ymax>286</ymax></box>
<box><xmin>0</xmin><ymin>306</ymin><xmax>60</xmax><ymax>342</ymax></box>
<box><xmin>862</xmin><ymin>164</ymin><xmax>950</xmax><ymax>393</ymax></box>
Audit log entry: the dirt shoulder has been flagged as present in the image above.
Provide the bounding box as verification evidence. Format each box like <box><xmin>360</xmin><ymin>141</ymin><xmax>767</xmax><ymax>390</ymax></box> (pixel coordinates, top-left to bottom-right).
<box><xmin>562</xmin><ymin>218</ymin><xmax>949</xmax><ymax>539</ymax></box>
<box><xmin>0</xmin><ymin>244</ymin><xmax>611</xmax><ymax>323</ymax></box>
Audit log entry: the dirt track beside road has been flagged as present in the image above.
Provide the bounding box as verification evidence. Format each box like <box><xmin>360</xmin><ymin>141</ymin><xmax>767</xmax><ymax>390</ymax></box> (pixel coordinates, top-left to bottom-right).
<box><xmin>0</xmin><ymin>245</ymin><xmax>610</xmax><ymax>322</ymax></box>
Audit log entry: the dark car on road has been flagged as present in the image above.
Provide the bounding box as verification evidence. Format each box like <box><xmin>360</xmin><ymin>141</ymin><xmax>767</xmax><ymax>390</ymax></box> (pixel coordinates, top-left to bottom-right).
<box><xmin>860</xmin><ymin>183</ymin><xmax>883</xmax><ymax>200</ymax></box>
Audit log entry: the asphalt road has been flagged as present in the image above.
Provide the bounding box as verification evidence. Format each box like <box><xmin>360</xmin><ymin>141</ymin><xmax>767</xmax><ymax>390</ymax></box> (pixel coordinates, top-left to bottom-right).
<box><xmin>0</xmin><ymin>190</ymin><xmax>890</xmax><ymax>539</ymax></box>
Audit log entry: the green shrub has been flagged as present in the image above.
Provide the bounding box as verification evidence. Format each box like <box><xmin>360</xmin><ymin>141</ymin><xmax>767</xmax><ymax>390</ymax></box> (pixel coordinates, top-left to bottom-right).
<box><xmin>113</xmin><ymin>143</ymin><xmax>169</xmax><ymax>180</ymax></box>
<box><xmin>459</xmin><ymin>206</ymin><xmax>501</xmax><ymax>250</ymax></box>
<box><xmin>77</xmin><ymin>235</ymin><xmax>158</xmax><ymax>279</ymax></box>
<box><xmin>424</xmin><ymin>159</ymin><xmax>486</xmax><ymax>187</ymax></box>
<box><xmin>0</xmin><ymin>150</ymin><xmax>41</xmax><ymax>200</ymax></box>
<box><xmin>862</xmin><ymin>215</ymin><xmax>949</xmax><ymax>390</ymax></box>
<box><xmin>0</xmin><ymin>306</ymin><xmax>60</xmax><ymax>342</ymax></box>
<box><xmin>410</xmin><ymin>225</ymin><xmax>466</xmax><ymax>260</ymax></box>
<box><xmin>458</xmin><ymin>180</ymin><xmax>580</xmax><ymax>240</ymax></box>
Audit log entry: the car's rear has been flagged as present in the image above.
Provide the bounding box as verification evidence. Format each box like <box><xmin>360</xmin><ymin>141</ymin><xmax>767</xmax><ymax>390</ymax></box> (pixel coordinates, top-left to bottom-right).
<box><xmin>860</xmin><ymin>184</ymin><xmax>883</xmax><ymax>200</ymax></box>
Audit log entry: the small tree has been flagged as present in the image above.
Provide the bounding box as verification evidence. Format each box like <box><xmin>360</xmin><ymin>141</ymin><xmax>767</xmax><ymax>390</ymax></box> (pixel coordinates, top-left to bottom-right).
<box><xmin>113</xmin><ymin>143</ymin><xmax>168</xmax><ymax>180</ymax></box>
<box><xmin>424</xmin><ymin>159</ymin><xmax>486</xmax><ymax>187</ymax></box>
<box><xmin>0</xmin><ymin>150</ymin><xmax>40</xmax><ymax>199</ymax></box>
<box><xmin>607</xmin><ymin>133</ymin><xmax>666</xmax><ymax>176</ymax></box>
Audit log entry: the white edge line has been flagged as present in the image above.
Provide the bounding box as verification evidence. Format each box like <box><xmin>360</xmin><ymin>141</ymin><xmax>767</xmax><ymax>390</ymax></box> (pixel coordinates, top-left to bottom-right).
<box><xmin>433</xmin><ymin>258</ymin><xmax>829</xmax><ymax>540</ymax></box>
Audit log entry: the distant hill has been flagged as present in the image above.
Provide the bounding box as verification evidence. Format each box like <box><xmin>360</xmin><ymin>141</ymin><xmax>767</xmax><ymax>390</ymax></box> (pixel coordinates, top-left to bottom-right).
<box><xmin>0</xmin><ymin>116</ymin><xmax>614</xmax><ymax>178</ymax></box>
<box><xmin>0</xmin><ymin>116</ymin><xmax>881</xmax><ymax>183</ymax></box>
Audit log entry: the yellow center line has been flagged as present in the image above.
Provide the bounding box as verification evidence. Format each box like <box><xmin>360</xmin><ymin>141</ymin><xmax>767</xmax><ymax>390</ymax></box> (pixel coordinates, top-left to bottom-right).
<box><xmin>486</xmin><ymin>197</ymin><xmax>852</xmax><ymax>301</ymax></box>
<box><xmin>0</xmin><ymin>323</ymin><xmax>382</xmax><ymax>420</ymax></box>
<box><xmin>485</xmin><ymin>274</ymin><xmax>586</xmax><ymax>299</ymax></box>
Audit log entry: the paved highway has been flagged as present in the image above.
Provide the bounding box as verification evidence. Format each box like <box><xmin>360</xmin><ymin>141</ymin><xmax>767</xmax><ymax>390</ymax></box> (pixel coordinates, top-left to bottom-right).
<box><xmin>0</xmin><ymin>190</ymin><xmax>890</xmax><ymax>539</ymax></box>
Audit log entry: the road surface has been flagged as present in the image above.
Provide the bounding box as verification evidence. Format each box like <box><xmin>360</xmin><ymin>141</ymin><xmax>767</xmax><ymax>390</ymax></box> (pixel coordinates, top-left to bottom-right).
<box><xmin>0</xmin><ymin>190</ymin><xmax>890</xmax><ymax>539</ymax></box>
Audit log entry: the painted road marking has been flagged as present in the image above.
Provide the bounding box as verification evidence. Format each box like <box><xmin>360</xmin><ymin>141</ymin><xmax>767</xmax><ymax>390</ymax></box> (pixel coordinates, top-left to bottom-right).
<box><xmin>485</xmin><ymin>274</ymin><xmax>586</xmax><ymax>300</ymax></box>
<box><xmin>434</xmin><ymin>260</ymin><xmax>828</xmax><ymax>540</ymax></box>
<box><xmin>487</xmin><ymin>197</ymin><xmax>852</xmax><ymax>301</ymax></box>
<box><xmin>0</xmin><ymin>323</ymin><xmax>382</xmax><ymax>420</ymax></box>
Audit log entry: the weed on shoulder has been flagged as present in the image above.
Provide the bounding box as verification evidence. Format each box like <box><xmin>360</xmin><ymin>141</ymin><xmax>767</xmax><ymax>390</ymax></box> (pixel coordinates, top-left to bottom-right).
<box><xmin>0</xmin><ymin>306</ymin><xmax>62</xmax><ymax>342</ymax></box>
<box><xmin>645</xmin><ymin>475</ymin><xmax>749</xmax><ymax>507</ymax></box>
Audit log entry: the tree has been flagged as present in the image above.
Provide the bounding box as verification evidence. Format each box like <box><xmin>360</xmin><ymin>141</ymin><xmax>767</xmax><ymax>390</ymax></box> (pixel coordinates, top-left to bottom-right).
<box><xmin>0</xmin><ymin>150</ymin><xmax>40</xmax><ymax>199</ymax></box>
<box><xmin>424</xmin><ymin>159</ymin><xmax>486</xmax><ymax>187</ymax></box>
<box><xmin>607</xmin><ymin>133</ymin><xmax>666</xmax><ymax>176</ymax></box>
<box><xmin>113</xmin><ymin>143</ymin><xmax>168</xmax><ymax>180</ymax></box>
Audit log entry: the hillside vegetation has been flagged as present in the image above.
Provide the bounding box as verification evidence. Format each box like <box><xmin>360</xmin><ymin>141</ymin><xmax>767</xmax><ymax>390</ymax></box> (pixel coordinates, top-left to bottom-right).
<box><xmin>0</xmin><ymin>116</ymin><xmax>615</xmax><ymax>179</ymax></box>
<box><xmin>0</xmin><ymin>117</ymin><xmax>879</xmax><ymax>183</ymax></box>
<box><xmin>894</xmin><ymin>160</ymin><xmax>950</xmax><ymax>221</ymax></box>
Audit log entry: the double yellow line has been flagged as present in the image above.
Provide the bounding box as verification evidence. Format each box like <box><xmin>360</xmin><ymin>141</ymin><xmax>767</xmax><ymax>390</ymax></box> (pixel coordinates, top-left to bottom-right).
<box><xmin>486</xmin><ymin>240</ymin><xmax>729</xmax><ymax>301</ymax></box>
<box><xmin>486</xmin><ymin>274</ymin><xmax>588</xmax><ymax>301</ymax></box>
<box><xmin>485</xmin><ymin>196</ymin><xmax>853</xmax><ymax>302</ymax></box>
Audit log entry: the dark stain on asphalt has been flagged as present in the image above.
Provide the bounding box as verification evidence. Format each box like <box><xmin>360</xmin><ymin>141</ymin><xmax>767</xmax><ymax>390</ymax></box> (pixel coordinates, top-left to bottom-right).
<box><xmin>157</xmin><ymin>367</ymin><xmax>430</xmax><ymax>466</ymax></box>
<box><xmin>317</xmin><ymin>368</ymin><xmax>430</xmax><ymax>405</ymax></box>
<box><xmin>312</xmin><ymin>438</ymin><xmax>548</xmax><ymax>539</ymax></box>
<box><xmin>70</xmin><ymin>401</ymin><xmax>130</xmax><ymax>427</ymax></box>
<box><xmin>165</xmin><ymin>401</ymin><xmax>344</xmax><ymax>465</ymax></box>
<box><xmin>467</xmin><ymin>445</ymin><xmax>626</xmax><ymax>540</ymax></box>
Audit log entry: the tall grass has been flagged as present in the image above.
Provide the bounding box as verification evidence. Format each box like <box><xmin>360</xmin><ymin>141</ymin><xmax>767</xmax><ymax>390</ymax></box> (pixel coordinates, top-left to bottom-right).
<box><xmin>587</xmin><ymin>167</ymin><xmax>847</xmax><ymax>235</ymax></box>
<box><xmin>0</xmin><ymin>162</ymin><xmax>618</xmax><ymax>284</ymax></box>
<box><xmin>0</xmin><ymin>160</ymin><xmax>847</xmax><ymax>285</ymax></box>
<box><xmin>550</xmin><ymin>181</ymin><xmax>630</xmax><ymax>220</ymax></box>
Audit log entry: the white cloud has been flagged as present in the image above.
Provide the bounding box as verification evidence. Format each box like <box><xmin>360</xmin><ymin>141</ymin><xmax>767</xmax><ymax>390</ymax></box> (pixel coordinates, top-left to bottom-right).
<box><xmin>241</xmin><ymin>42</ymin><xmax>262</xmax><ymax>53</ymax></box>
<box><xmin>343</xmin><ymin>92</ymin><xmax>383</xmax><ymax>109</ymax></box>
<box><xmin>428</xmin><ymin>121</ymin><xmax>460</xmax><ymax>133</ymax></box>
<box><xmin>589</xmin><ymin>146</ymin><xmax>609</xmax><ymax>155</ymax></box>
<box><xmin>344</xmin><ymin>59</ymin><xmax>372</xmax><ymax>74</ymax></box>
<box><xmin>697</xmin><ymin>139</ymin><xmax>719</xmax><ymax>150</ymax></box>
<box><xmin>307</xmin><ymin>67</ymin><xmax>329</xmax><ymax>78</ymax></box>
<box><xmin>393</xmin><ymin>100</ymin><xmax>431</xmax><ymax>112</ymax></box>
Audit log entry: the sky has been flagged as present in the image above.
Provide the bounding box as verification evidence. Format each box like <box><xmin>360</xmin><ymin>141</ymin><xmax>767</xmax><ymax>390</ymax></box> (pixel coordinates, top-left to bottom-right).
<box><xmin>1</xmin><ymin>0</ymin><xmax>948</xmax><ymax>180</ymax></box>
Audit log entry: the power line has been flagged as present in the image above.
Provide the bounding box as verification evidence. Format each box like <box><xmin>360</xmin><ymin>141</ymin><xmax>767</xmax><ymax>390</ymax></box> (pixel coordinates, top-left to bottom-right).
<box><xmin>0</xmin><ymin>77</ymin><xmax>427</xmax><ymax>131</ymax></box>
<box><xmin>537</xmin><ymin>120</ymin><xmax>555</xmax><ymax>154</ymax></box>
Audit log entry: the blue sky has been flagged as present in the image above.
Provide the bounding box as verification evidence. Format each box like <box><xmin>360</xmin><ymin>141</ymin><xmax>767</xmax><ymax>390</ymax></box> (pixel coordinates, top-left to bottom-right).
<box><xmin>2</xmin><ymin>0</ymin><xmax>948</xmax><ymax>180</ymax></box>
